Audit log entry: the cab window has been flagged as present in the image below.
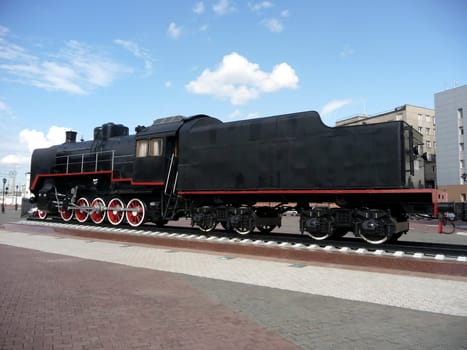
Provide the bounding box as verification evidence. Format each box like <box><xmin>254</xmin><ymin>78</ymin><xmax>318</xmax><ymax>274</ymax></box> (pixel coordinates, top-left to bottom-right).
<box><xmin>136</xmin><ymin>140</ymin><xmax>148</xmax><ymax>157</ymax></box>
<box><xmin>149</xmin><ymin>138</ymin><xmax>163</xmax><ymax>156</ymax></box>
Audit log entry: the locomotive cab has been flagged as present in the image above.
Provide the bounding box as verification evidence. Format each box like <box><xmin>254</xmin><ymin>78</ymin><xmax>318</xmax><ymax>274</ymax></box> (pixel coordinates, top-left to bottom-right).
<box><xmin>132</xmin><ymin>116</ymin><xmax>184</xmax><ymax>184</ymax></box>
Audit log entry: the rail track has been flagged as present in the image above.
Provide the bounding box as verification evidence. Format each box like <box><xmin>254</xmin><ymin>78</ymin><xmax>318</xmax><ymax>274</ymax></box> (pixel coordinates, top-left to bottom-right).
<box><xmin>21</xmin><ymin>217</ymin><xmax>467</xmax><ymax>263</ymax></box>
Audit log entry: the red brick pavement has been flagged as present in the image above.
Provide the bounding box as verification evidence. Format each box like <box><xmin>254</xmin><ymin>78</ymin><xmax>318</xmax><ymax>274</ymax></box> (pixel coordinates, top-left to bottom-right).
<box><xmin>0</xmin><ymin>244</ymin><xmax>299</xmax><ymax>350</ymax></box>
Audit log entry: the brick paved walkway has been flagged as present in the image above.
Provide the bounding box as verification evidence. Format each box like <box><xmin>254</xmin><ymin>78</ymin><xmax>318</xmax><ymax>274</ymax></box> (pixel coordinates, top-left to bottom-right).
<box><xmin>1</xmin><ymin>219</ymin><xmax>467</xmax><ymax>349</ymax></box>
<box><xmin>0</xmin><ymin>245</ymin><xmax>298</xmax><ymax>350</ymax></box>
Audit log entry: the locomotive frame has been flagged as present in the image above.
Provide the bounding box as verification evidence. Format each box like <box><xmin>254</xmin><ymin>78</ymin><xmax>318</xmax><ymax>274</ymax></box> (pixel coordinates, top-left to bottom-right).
<box><xmin>29</xmin><ymin>111</ymin><xmax>442</xmax><ymax>244</ymax></box>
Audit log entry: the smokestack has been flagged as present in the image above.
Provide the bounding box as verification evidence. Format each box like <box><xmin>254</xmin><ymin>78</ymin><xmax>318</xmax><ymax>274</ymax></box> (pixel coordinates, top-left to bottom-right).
<box><xmin>65</xmin><ymin>130</ymin><xmax>77</xmax><ymax>143</ymax></box>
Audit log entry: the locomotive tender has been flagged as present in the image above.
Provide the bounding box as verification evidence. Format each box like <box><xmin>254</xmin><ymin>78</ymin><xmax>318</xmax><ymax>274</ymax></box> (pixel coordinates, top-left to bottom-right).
<box><xmin>29</xmin><ymin>110</ymin><xmax>440</xmax><ymax>244</ymax></box>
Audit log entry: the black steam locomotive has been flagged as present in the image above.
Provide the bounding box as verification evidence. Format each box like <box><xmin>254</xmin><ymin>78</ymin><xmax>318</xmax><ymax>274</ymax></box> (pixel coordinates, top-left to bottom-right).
<box><xmin>29</xmin><ymin>110</ymin><xmax>441</xmax><ymax>244</ymax></box>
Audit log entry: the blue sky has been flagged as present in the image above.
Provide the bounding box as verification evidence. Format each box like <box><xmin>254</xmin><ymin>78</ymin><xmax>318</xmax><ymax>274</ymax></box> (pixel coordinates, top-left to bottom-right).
<box><xmin>1</xmin><ymin>0</ymin><xmax>466</xmax><ymax>187</ymax></box>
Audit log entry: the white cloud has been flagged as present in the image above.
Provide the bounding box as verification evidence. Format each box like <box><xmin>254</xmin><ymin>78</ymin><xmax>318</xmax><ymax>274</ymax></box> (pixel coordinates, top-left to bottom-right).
<box><xmin>249</xmin><ymin>1</ymin><xmax>274</xmax><ymax>12</ymax></box>
<box><xmin>167</xmin><ymin>22</ymin><xmax>182</xmax><ymax>39</ymax></box>
<box><xmin>186</xmin><ymin>52</ymin><xmax>299</xmax><ymax>105</ymax></box>
<box><xmin>281</xmin><ymin>9</ymin><xmax>289</xmax><ymax>17</ymax></box>
<box><xmin>165</xmin><ymin>80</ymin><xmax>172</xmax><ymax>88</ymax></box>
<box><xmin>114</xmin><ymin>39</ymin><xmax>154</xmax><ymax>76</ymax></box>
<box><xmin>213</xmin><ymin>0</ymin><xmax>235</xmax><ymax>15</ymax></box>
<box><xmin>0</xmin><ymin>125</ymin><xmax>70</xmax><ymax>172</ymax></box>
<box><xmin>0</xmin><ymin>154</ymin><xmax>29</xmax><ymax>166</ymax></box>
<box><xmin>193</xmin><ymin>1</ymin><xmax>205</xmax><ymax>14</ymax></box>
<box><xmin>261</xmin><ymin>18</ymin><xmax>284</xmax><ymax>32</ymax></box>
<box><xmin>0</xmin><ymin>27</ymin><xmax>129</xmax><ymax>95</ymax></box>
<box><xmin>20</xmin><ymin>126</ymin><xmax>70</xmax><ymax>152</ymax></box>
<box><xmin>321</xmin><ymin>99</ymin><xmax>352</xmax><ymax>116</ymax></box>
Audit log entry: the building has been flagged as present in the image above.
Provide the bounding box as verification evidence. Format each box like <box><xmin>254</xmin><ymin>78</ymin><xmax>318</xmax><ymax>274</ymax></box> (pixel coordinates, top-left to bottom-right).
<box><xmin>435</xmin><ymin>84</ymin><xmax>467</xmax><ymax>202</ymax></box>
<box><xmin>336</xmin><ymin>104</ymin><xmax>437</xmax><ymax>187</ymax></box>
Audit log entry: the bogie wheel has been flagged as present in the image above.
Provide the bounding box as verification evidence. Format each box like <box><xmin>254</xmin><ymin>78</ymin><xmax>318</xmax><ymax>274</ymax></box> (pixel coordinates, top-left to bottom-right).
<box><xmin>75</xmin><ymin>197</ymin><xmax>89</xmax><ymax>223</ymax></box>
<box><xmin>126</xmin><ymin>198</ymin><xmax>146</xmax><ymax>227</ymax></box>
<box><xmin>233</xmin><ymin>216</ymin><xmax>255</xmax><ymax>235</ymax></box>
<box><xmin>107</xmin><ymin>198</ymin><xmax>125</xmax><ymax>225</ymax></box>
<box><xmin>37</xmin><ymin>210</ymin><xmax>47</xmax><ymax>220</ymax></box>
<box><xmin>360</xmin><ymin>232</ymin><xmax>389</xmax><ymax>245</ymax></box>
<box><xmin>306</xmin><ymin>231</ymin><xmax>332</xmax><ymax>241</ymax></box>
<box><xmin>90</xmin><ymin>197</ymin><xmax>106</xmax><ymax>224</ymax></box>
<box><xmin>199</xmin><ymin>218</ymin><xmax>217</xmax><ymax>232</ymax></box>
<box><xmin>359</xmin><ymin>222</ymin><xmax>389</xmax><ymax>244</ymax></box>
<box><xmin>60</xmin><ymin>207</ymin><xmax>74</xmax><ymax>222</ymax></box>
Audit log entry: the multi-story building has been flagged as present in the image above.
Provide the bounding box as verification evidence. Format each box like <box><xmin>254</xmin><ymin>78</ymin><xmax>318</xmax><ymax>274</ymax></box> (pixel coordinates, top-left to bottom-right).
<box><xmin>336</xmin><ymin>104</ymin><xmax>437</xmax><ymax>187</ymax></box>
<box><xmin>435</xmin><ymin>84</ymin><xmax>467</xmax><ymax>202</ymax></box>
<box><xmin>336</xmin><ymin>104</ymin><xmax>436</xmax><ymax>158</ymax></box>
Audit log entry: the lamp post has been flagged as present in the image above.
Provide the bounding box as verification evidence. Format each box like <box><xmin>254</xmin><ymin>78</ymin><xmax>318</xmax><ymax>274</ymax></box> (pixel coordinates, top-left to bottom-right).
<box><xmin>2</xmin><ymin>178</ymin><xmax>6</xmax><ymax>213</ymax></box>
<box><xmin>15</xmin><ymin>185</ymin><xmax>18</xmax><ymax>211</ymax></box>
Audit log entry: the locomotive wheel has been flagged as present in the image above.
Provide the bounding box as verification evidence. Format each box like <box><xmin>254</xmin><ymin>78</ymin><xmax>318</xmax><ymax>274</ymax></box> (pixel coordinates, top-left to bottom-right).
<box><xmin>37</xmin><ymin>210</ymin><xmax>47</xmax><ymax>220</ymax></box>
<box><xmin>234</xmin><ymin>225</ymin><xmax>253</xmax><ymax>235</ymax></box>
<box><xmin>199</xmin><ymin>219</ymin><xmax>217</xmax><ymax>232</ymax></box>
<box><xmin>359</xmin><ymin>231</ymin><xmax>389</xmax><ymax>244</ymax></box>
<box><xmin>233</xmin><ymin>216</ymin><xmax>254</xmax><ymax>235</ymax></box>
<box><xmin>75</xmin><ymin>197</ymin><xmax>89</xmax><ymax>223</ymax></box>
<box><xmin>60</xmin><ymin>207</ymin><xmax>74</xmax><ymax>222</ymax></box>
<box><xmin>126</xmin><ymin>198</ymin><xmax>146</xmax><ymax>227</ymax></box>
<box><xmin>256</xmin><ymin>225</ymin><xmax>276</xmax><ymax>234</ymax></box>
<box><xmin>90</xmin><ymin>197</ymin><xmax>106</xmax><ymax>224</ymax></box>
<box><xmin>107</xmin><ymin>198</ymin><xmax>125</xmax><ymax>225</ymax></box>
<box><xmin>306</xmin><ymin>231</ymin><xmax>332</xmax><ymax>241</ymax></box>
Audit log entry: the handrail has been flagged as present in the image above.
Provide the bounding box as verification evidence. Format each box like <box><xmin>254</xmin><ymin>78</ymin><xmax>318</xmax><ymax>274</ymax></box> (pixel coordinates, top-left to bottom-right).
<box><xmin>56</xmin><ymin>150</ymin><xmax>132</xmax><ymax>174</ymax></box>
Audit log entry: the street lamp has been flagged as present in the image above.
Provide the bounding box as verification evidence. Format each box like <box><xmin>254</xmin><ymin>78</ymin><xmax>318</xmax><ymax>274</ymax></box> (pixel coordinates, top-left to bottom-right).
<box><xmin>15</xmin><ymin>185</ymin><xmax>18</xmax><ymax>211</ymax></box>
<box><xmin>2</xmin><ymin>178</ymin><xmax>6</xmax><ymax>213</ymax></box>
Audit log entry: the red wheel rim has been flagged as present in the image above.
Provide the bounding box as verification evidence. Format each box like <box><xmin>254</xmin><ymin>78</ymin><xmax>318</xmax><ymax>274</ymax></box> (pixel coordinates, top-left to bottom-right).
<box><xmin>107</xmin><ymin>198</ymin><xmax>124</xmax><ymax>225</ymax></box>
<box><xmin>38</xmin><ymin>210</ymin><xmax>47</xmax><ymax>220</ymax></box>
<box><xmin>60</xmin><ymin>208</ymin><xmax>73</xmax><ymax>221</ymax></box>
<box><xmin>75</xmin><ymin>197</ymin><xmax>89</xmax><ymax>223</ymax></box>
<box><xmin>90</xmin><ymin>197</ymin><xmax>106</xmax><ymax>224</ymax></box>
<box><xmin>125</xmin><ymin>198</ymin><xmax>145</xmax><ymax>227</ymax></box>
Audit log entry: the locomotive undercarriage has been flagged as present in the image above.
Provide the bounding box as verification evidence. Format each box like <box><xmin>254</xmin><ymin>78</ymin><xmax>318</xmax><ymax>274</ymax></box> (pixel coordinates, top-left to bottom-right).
<box><xmin>299</xmin><ymin>206</ymin><xmax>409</xmax><ymax>244</ymax></box>
<box><xmin>189</xmin><ymin>202</ymin><xmax>409</xmax><ymax>244</ymax></box>
<box><xmin>31</xmin><ymin>176</ymin><xmax>175</xmax><ymax>228</ymax></box>
<box><xmin>191</xmin><ymin>205</ymin><xmax>281</xmax><ymax>235</ymax></box>
<box><xmin>32</xmin><ymin>177</ymin><xmax>410</xmax><ymax>244</ymax></box>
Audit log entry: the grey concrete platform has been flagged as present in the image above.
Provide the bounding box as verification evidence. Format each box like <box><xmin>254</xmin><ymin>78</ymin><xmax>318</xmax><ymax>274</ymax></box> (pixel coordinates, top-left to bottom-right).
<box><xmin>1</xmin><ymin>218</ymin><xmax>467</xmax><ymax>349</ymax></box>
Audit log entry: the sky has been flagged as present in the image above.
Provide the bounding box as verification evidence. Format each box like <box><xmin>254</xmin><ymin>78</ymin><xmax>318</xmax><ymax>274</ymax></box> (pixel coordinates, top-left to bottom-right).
<box><xmin>1</xmin><ymin>0</ymin><xmax>466</xmax><ymax>188</ymax></box>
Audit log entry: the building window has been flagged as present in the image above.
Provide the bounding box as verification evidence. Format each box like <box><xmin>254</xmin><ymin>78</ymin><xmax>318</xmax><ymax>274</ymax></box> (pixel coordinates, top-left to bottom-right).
<box><xmin>396</xmin><ymin>113</ymin><xmax>403</xmax><ymax>121</ymax></box>
<box><xmin>461</xmin><ymin>193</ymin><xmax>466</xmax><ymax>202</ymax></box>
<box><xmin>418</xmin><ymin>113</ymin><xmax>423</xmax><ymax>121</ymax></box>
<box><xmin>418</xmin><ymin>127</ymin><xmax>423</xmax><ymax>133</ymax></box>
<box><xmin>460</xmin><ymin>143</ymin><xmax>464</xmax><ymax>152</ymax></box>
<box><xmin>461</xmin><ymin>160</ymin><xmax>465</xmax><ymax>169</ymax></box>
<box><xmin>425</xmin><ymin>128</ymin><xmax>430</xmax><ymax>135</ymax></box>
<box><xmin>425</xmin><ymin>115</ymin><xmax>431</xmax><ymax>122</ymax></box>
<box><xmin>426</xmin><ymin>141</ymin><xmax>431</xmax><ymax>148</ymax></box>
<box><xmin>460</xmin><ymin>127</ymin><xmax>464</xmax><ymax>136</ymax></box>
<box><xmin>149</xmin><ymin>138</ymin><xmax>163</xmax><ymax>156</ymax></box>
<box><xmin>136</xmin><ymin>140</ymin><xmax>148</xmax><ymax>157</ymax></box>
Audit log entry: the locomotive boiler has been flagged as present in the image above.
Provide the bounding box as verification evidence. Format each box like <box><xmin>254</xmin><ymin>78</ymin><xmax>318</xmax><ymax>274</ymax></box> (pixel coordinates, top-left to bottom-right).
<box><xmin>29</xmin><ymin>110</ymin><xmax>441</xmax><ymax>244</ymax></box>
